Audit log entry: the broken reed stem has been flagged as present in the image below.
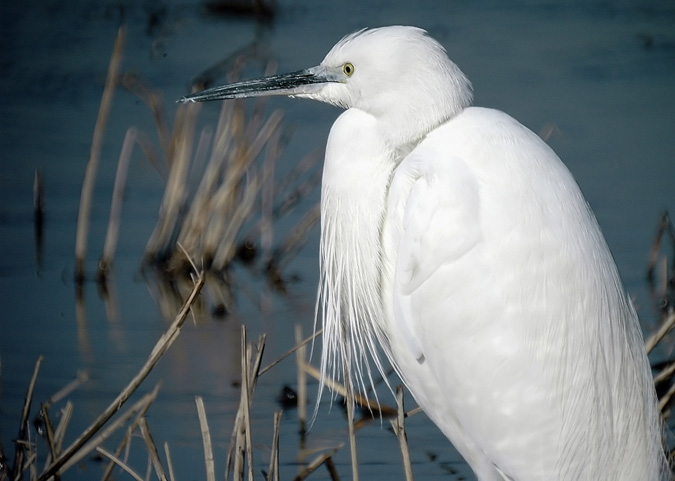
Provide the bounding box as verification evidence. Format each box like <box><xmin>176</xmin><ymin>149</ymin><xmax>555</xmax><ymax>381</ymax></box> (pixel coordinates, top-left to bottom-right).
<box><xmin>324</xmin><ymin>457</ymin><xmax>339</xmax><ymax>481</ymax></box>
<box><xmin>103</xmin><ymin>427</ymin><xmax>135</xmax><ymax>481</ymax></box>
<box><xmin>654</xmin><ymin>361</ymin><xmax>675</xmax><ymax>385</ymax></box>
<box><xmin>178</xmin><ymin>127</ymin><xmax>225</xmax><ymax>254</ymax></box>
<box><xmin>301</xmin><ymin>362</ymin><xmax>396</xmax><ymax>418</ymax></box>
<box><xmin>203</xmin><ymin>111</ymin><xmax>284</xmax><ymax>269</ymax></box>
<box><xmin>293</xmin><ymin>446</ymin><xmax>343</xmax><ymax>481</ymax></box>
<box><xmin>259</xmin><ymin>328</ymin><xmax>321</xmax><ymax>377</ymax></box>
<box><xmin>100</xmin><ymin>385</ymin><xmax>161</xmax><ymax>481</ymax></box>
<box><xmin>96</xmin><ymin>447</ymin><xmax>144</xmax><ymax>481</ymax></box>
<box><xmin>295</xmin><ymin>324</ymin><xmax>307</xmax><ymax>436</ymax></box>
<box><xmin>227</xmin><ymin>330</ymin><xmax>266</xmax><ymax>481</ymax></box>
<box><xmin>391</xmin><ymin>386</ymin><xmax>414</xmax><ymax>481</ymax></box>
<box><xmin>62</xmin><ymin>383</ymin><xmax>160</xmax><ymax>477</ymax></box>
<box><xmin>232</xmin><ymin>332</ymin><xmax>250</xmax><ymax>481</ymax></box>
<box><xmin>51</xmin><ymin>401</ymin><xmax>73</xmax><ymax>462</ymax></box>
<box><xmin>12</xmin><ymin>355</ymin><xmax>43</xmax><ymax>481</ymax></box>
<box><xmin>75</xmin><ymin>26</ymin><xmax>126</xmax><ymax>281</ymax></box>
<box><xmin>138</xmin><ymin>417</ymin><xmax>168</xmax><ymax>481</ymax></box>
<box><xmin>40</xmin><ymin>404</ymin><xmax>58</xmax><ymax>470</ymax></box>
<box><xmin>195</xmin><ymin>396</ymin><xmax>216</xmax><ymax>481</ymax></box>
<box><xmin>645</xmin><ymin>310</ymin><xmax>675</xmax><ymax>355</ymax></box>
<box><xmin>45</xmin><ymin>371</ymin><xmax>89</xmax><ymax>408</ymax></box>
<box><xmin>164</xmin><ymin>442</ymin><xmax>175</xmax><ymax>481</ymax></box>
<box><xmin>39</xmin><ymin>276</ymin><xmax>204</xmax><ymax>481</ymax></box>
<box><xmin>659</xmin><ymin>381</ymin><xmax>675</xmax><ymax>413</ymax></box>
<box><xmin>244</xmin><ymin>347</ymin><xmax>254</xmax><ymax>481</ymax></box>
<box><xmin>212</xmin><ymin>170</ymin><xmax>261</xmax><ymax>270</ymax></box>
<box><xmin>145</xmin><ymin>101</ymin><xmax>201</xmax><ymax>261</ymax></box>
<box><xmin>266</xmin><ymin>411</ymin><xmax>282</xmax><ymax>481</ymax></box>
<box><xmin>101</xmin><ymin>127</ymin><xmax>137</xmax><ymax>272</ymax></box>
<box><xmin>27</xmin><ymin>438</ymin><xmax>37</xmax><ymax>481</ymax></box>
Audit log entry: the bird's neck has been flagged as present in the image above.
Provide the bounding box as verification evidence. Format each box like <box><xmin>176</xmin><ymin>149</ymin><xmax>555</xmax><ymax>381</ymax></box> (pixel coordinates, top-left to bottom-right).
<box><xmin>317</xmin><ymin>108</ymin><xmax>397</xmax><ymax>394</ymax></box>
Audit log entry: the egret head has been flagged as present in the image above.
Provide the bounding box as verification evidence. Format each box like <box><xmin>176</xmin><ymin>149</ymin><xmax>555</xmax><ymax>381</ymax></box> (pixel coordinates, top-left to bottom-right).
<box><xmin>311</xmin><ymin>27</ymin><xmax>473</xmax><ymax>144</ymax></box>
<box><xmin>179</xmin><ymin>26</ymin><xmax>473</xmax><ymax>146</ymax></box>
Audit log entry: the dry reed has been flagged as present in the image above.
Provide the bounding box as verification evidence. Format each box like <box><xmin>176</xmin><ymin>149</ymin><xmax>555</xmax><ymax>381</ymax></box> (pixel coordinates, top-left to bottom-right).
<box><xmin>195</xmin><ymin>396</ymin><xmax>216</xmax><ymax>481</ymax></box>
<box><xmin>75</xmin><ymin>26</ymin><xmax>126</xmax><ymax>282</ymax></box>
<box><xmin>38</xmin><ymin>273</ymin><xmax>204</xmax><ymax>480</ymax></box>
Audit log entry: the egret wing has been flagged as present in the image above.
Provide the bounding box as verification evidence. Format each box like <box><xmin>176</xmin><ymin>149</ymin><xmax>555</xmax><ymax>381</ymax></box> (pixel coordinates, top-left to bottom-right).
<box><xmin>387</xmin><ymin>148</ymin><xmax>485</xmax><ymax>362</ymax></box>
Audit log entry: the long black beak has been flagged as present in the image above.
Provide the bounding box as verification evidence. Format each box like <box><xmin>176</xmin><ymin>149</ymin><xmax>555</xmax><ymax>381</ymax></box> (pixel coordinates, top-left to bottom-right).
<box><xmin>178</xmin><ymin>67</ymin><xmax>331</xmax><ymax>103</ymax></box>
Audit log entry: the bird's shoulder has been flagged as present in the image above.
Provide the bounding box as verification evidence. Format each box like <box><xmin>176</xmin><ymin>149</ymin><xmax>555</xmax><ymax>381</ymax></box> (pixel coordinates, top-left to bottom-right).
<box><xmin>384</xmin><ymin>107</ymin><xmax>525</xmax><ymax>282</ymax></box>
<box><xmin>382</xmin><ymin>105</ymin><xmax>591</xmax><ymax>357</ymax></box>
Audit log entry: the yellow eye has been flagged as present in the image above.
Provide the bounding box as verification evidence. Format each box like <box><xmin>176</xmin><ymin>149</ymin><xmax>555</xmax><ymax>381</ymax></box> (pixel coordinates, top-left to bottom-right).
<box><xmin>343</xmin><ymin>62</ymin><xmax>355</xmax><ymax>77</ymax></box>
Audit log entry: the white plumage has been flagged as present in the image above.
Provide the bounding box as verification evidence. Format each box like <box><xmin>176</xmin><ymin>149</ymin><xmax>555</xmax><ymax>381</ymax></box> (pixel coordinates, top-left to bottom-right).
<box><xmin>181</xmin><ymin>25</ymin><xmax>667</xmax><ymax>481</ymax></box>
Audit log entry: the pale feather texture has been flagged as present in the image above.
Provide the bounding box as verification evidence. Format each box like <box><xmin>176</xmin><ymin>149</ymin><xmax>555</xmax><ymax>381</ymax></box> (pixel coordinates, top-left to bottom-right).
<box><xmin>312</xmin><ymin>26</ymin><xmax>668</xmax><ymax>480</ymax></box>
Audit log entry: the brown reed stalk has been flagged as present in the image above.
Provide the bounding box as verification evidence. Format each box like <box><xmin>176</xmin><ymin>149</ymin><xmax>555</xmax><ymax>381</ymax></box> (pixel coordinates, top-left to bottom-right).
<box><xmin>266</xmin><ymin>411</ymin><xmax>282</xmax><ymax>481</ymax></box>
<box><xmin>75</xmin><ymin>26</ymin><xmax>126</xmax><ymax>281</ymax></box>
<box><xmin>391</xmin><ymin>386</ymin><xmax>414</xmax><ymax>481</ymax></box>
<box><xmin>39</xmin><ymin>404</ymin><xmax>58</xmax><ymax>473</ymax></box>
<box><xmin>654</xmin><ymin>360</ymin><xmax>675</xmax><ymax>385</ymax></box>
<box><xmin>12</xmin><ymin>356</ymin><xmax>42</xmax><ymax>481</ymax></box>
<box><xmin>51</xmin><ymin>401</ymin><xmax>72</xmax><ymax>465</ymax></box>
<box><xmin>206</xmin><ymin>111</ymin><xmax>284</xmax><ymax>269</ymax></box>
<box><xmin>163</xmin><ymin>442</ymin><xmax>175</xmax><ymax>481</ymax></box>
<box><xmin>99</xmin><ymin>384</ymin><xmax>159</xmax><ymax>481</ymax></box>
<box><xmin>39</xmin><ymin>274</ymin><xmax>203</xmax><ymax>481</ymax></box>
<box><xmin>26</xmin><ymin>435</ymin><xmax>37</xmax><ymax>481</ymax></box>
<box><xmin>138</xmin><ymin>417</ymin><xmax>168</xmax><ymax>481</ymax></box>
<box><xmin>195</xmin><ymin>396</ymin><xmax>216</xmax><ymax>481</ymax></box>
<box><xmin>60</xmin><ymin>384</ymin><xmax>160</xmax><ymax>477</ymax></box>
<box><xmin>293</xmin><ymin>445</ymin><xmax>343</xmax><ymax>481</ymax></box>
<box><xmin>100</xmin><ymin>127</ymin><xmax>137</xmax><ymax>275</ymax></box>
<box><xmin>145</xmin><ymin>101</ymin><xmax>201</xmax><ymax>261</ymax></box>
<box><xmin>324</xmin><ymin>457</ymin><xmax>340</xmax><ymax>481</ymax></box>
<box><xmin>211</xmin><ymin>171</ymin><xmax>261</xmax><ymax>270</ymax></box>
<box><xmin>232</xmin><ymin>333</ymin><xmax>250</xmax><ymax>481</ymax></box>
<box><xmin>646</xmin><ymin>311</ymin><xmax>675</xmax><ymax>355</ymax></box>
<box><xmin>96</xmin><ymin>447</ymin><xmax>144</xmax><ymax>481</ymax></box>
<box><xmin>44</xmin><ymin>371</ymin><xmax>89</xmax><ymax>409</ymax></box>
<box><xmin>258</xmin><ymin>329</ymin><xmax>321</xmax><ymax>377</ymax></box>
<box><xmin>301</xmin><ymin>362</ymin><xmax>396</xmax><ymax>417</ymax></box>
<box><xmin>226</xmin><ymin>330</ymin><xmax>266</xmax><ymax>481</ymax></box>
<box><xmin>295</xmin><ymin>324</ymin><xmax>308</xmax><ymax>437</ymax></box>
<box><xmin>658</xmin><ymin>381</ymin><xmax>675</xmax><ymax>413</ymax></box>
<box><xmin>125</xmin><ymin>60</ymin><xmax>321</xmax><ymax>279</ymax></box>
<box><xmin>74</xmin><ymin>282</ymin><xmax>93</xmax><ymax>363</ymax></box>
<box><xmin>243</xmin><ymin>347</ymin><xmax>255</xmax><ymax>481</ymax></box>
<box><xmin>177</xmin><ymin>103</ymin><xmax>235</xmax><ymax>256</ymax></box>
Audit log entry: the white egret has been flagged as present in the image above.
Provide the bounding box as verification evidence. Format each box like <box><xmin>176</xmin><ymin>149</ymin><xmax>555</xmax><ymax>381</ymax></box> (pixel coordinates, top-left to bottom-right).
<box><xmin>180</xmin><ymin>26</ymin><xmax>667</xmax><ymax>480</ymax></box>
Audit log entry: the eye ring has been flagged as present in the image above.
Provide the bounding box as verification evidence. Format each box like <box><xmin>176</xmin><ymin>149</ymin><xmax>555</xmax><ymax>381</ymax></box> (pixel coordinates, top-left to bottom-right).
<box><xmin>343</xmin><ymin>62</ymin><xmax>355</xmax><ymax>77</ymax></box>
